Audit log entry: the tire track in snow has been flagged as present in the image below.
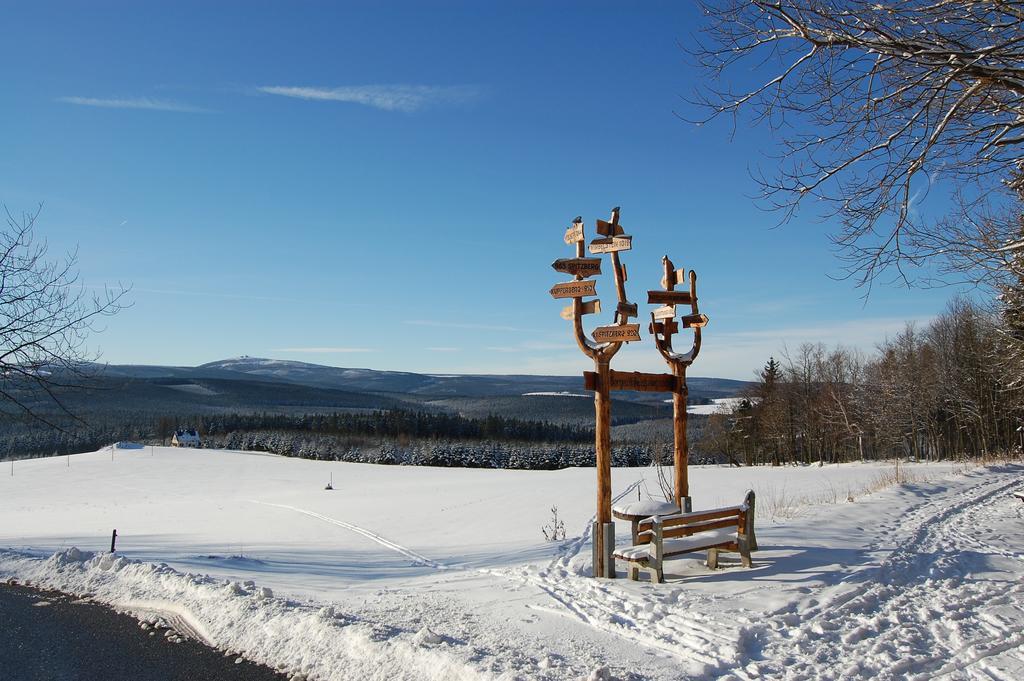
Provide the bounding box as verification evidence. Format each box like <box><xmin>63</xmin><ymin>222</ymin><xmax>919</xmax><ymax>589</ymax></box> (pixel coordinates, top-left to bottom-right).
<box><xmin>732</xmin><ymin>469</ymin><xmax>1024</xmax><ymax>681</ymax></box>
<box><xmin>254</xmin><ymin>482</ymin><xmax>741</xmax><ymax>673</ymax></box>
<box><xmin>250</xmin><ymin>501</ymin><xmax>452</xmax><ymax>570</ymax></box>
<box><xmin>122</xmin><ymin>599</ymin><xmax>216</xmax><ymax>646</ymax></box>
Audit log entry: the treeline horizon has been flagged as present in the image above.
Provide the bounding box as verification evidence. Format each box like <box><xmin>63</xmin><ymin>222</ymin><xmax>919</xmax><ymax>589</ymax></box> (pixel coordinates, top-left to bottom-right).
<box><xmin>0</xmin><ymin>408</ymin><xmax>596</xmax><ymax>461</ymax></box>
<box><xmin>698</xmin><ymin>297</ymin><xmax>1020</xmax><ymax>465</ymax></box>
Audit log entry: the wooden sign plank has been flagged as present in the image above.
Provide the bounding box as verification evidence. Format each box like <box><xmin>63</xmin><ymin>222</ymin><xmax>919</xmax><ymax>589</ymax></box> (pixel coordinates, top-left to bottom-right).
<box><xmin>588</xmin><ymin>236</ymin><xmax>632</xmax><ymax>254</ymax></box>
<box><xmin>550</xmin><ymin>280</ymin><xmax>597</xmax><ymax>299</ymax></box>
<box><xmin>610</xmin><ymin>370</ymin><xmax>679</xmax><ymax>393</ymax></box>
<box><xmin>616</xmin><ymin>302</ymin><xmax>638</xmax><ymax>319</ymax></box>
<box><xmin>584</xmin><ymin>370</ymin><xmax>680</xmax><ymax>393</ymax></box>
<box><xmin>649</xmin><ymin>320</ymin><xmax>680</xmax><ymax>336</ymax></box>
<box><xmin>681</xmin><ymin>313</ymin><xmax>709</xmax><ymax>329</ymax></box>
<box><xmin>592</xmin><ymin>324</ymin><xmax>641</xmax><ymax>342</ymax></box>
<box><xmin>560</xmin><ymin>299</ymin><xmax>601</xmax><ymax>319</ymax></box>
<box><xmin>595</xmin><ymin>218</ymin><xmax>625</xmax><ymax>237</ymax></box>
<box><xmin>647</xmin><ymin>290</ymin><xmax>693</xmax><ymax>305</ymax></box>
<box><xmin>660</xmin><ymin>268</ymin><xmax>687</xmax><ymax>290</ymax></box>
<box><xmin>652</xmin><ymin>305</ymin><xmax>675</xmax><ymax>320</ymax></box>
<box><xmin>564</xmin><ymin>223</ymin><xmax>584</xmax><ymax>244</ymax></box>
<box><xmin>551</xmin><ymin>257</ymin><xmax>602</xmax><ymax>277</ymax></box>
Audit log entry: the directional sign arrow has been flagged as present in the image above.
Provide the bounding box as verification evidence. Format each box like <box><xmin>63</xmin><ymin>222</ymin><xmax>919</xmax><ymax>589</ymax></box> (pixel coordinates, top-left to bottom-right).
<box><xmin>649</xmin><ymin>320</ymin><xmax>680</xmax><ymax>336</ymax></box>
<box><xmin>647</xmin><ymin>290</ymin><xmax>693</xmax><ymax>305</ymax></box>
<box><xmin>549</xmin><ymin>280</ymin><xmax>598</xmax><ymax>299</ymax></box>
<box><xmin>616</xmin><ymin>301</ymin><xmax>638</xmax><ymax>319</ymax></box>
<box><xmin>595</xmin><ymin>218</ymin><xmax>625</xmax><ymax>237</ymax></box>
<box><xmin>560</xmin><ymin>299</ymin><xmax>601</xmax><ymax>319</ymax></box>
<box><xmin>681</xmin><ymin>313</ymin><xmax>709</xmax><ymax>329</ymax></box>
<box><xmin>551</xmin><ymin>257</ymin><xmax>602</xmax><ymax>277</ymax></box>
<box><xmin>660</xmin><ymin>268</ymin><xmax>688</xmax><ymax>290</ymax></box>
<box><xmin>588</xmin><ymin>236</ymin><xmax>632</xmax><ymax>254</ymax></box>
<box><xmin>592</xmin><ymin>324</ymin><xmax>641</xmax><ymax>342</ymax></box>
<box><xmin>564</xmin><ymin>223</ymin><xmax>584</xmax><ymax>244</ymax></box>
<box><xmin>652</xmin><ymin>305</ymin><xmax>675</xmax><ymax>320</ymax></box>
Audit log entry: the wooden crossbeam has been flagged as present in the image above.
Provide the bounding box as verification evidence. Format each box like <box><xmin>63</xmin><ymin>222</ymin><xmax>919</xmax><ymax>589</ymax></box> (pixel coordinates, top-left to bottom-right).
<box><xmin>584</xmin><ymin>370</ymin><xmax>680</xmax><ymax>393</ymax></box>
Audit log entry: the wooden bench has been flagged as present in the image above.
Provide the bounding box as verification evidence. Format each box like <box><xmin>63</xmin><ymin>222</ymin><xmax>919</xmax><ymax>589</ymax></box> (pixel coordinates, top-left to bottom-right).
<box><xmin>614</xmin><ymin>490</ymin><xmax>756</xmax><ymax>583</ymax></box>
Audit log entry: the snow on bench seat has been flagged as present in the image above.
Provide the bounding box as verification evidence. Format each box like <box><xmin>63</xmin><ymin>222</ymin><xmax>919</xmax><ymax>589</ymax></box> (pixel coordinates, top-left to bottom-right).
<box><xmin>616</xmin><ymin>529</ymin><xmax>735</xmax><ymax>562</ymax></box>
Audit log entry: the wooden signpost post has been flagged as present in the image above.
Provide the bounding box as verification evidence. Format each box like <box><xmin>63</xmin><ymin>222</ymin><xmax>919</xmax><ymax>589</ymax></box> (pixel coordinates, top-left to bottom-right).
<box><xmin>647</xmin><ymin>256</ymin><xmax>708</xmax><ymax>514</ymax></box>
<box><xmin>548</xmin><ymin>206</ymin><xmax>711</xmax><ymax>578</ymax></box>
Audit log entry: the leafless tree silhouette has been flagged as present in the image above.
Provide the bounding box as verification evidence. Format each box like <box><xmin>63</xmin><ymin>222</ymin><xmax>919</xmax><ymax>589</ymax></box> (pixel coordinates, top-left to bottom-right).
<box><xmin>0</xmin><ymin>206</ymin><xmax>129</xmax><ymax>428</ymax></box>
<box><xmin>692</xmin><ymin>1</ymin><xmax>1024</xmax><ymax>286</ymax></box>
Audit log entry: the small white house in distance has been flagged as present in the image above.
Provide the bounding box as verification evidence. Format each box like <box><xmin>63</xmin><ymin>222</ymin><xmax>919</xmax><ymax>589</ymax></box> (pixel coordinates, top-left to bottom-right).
<box><xmin>171</xmin><ymin>428</ymin><xmax>201</xmax><ymax>448</ymax></box>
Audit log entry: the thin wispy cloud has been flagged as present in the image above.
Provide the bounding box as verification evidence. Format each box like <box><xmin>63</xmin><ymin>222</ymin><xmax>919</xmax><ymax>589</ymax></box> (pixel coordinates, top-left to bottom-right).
<box><xmin>257</xmin><ymin>84</ymin><xmax>480</xmax><ymax>112</ymax></box>
<box><xmin>108</xmin><ymin>286</ymin><xmax>300</xmax><ymax>304</ymax></box>
<box><xmin>57</xmin><ymin>96</ymin><xmax>211</xmax><ymax>113</ymax></box>
<box><xmin>273</xmin><ymin>347</ymin><xmax>373</xmax><ymax>353</ymax></box>
<box><xmin>405</xmin><ymin>319</ymin><xmax>525</xmax><ymax>332</ymax></box>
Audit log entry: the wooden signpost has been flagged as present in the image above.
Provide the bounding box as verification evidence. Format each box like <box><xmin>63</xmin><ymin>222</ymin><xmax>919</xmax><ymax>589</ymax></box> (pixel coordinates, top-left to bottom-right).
<box><xmin>548</xmin><ymin>206</ymin><xmax>711</xmax><ymax>578</ymax></box>
<box><xmin>647</xmin><ymin>255</ymin><xmax>709</xmax><ymax>513</ymax></box>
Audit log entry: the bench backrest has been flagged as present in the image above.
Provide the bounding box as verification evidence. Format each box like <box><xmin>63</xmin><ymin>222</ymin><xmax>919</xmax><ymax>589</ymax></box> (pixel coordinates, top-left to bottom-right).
<box><xmin>636</xmin><ymin>490</ymin><xmax>754</xmax><ymax>545</ymax></box>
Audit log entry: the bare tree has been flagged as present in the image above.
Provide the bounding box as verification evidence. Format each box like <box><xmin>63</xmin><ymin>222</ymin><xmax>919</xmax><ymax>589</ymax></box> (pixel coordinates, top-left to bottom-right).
<box><xmin>692</xmin><ymin>1</ymin><xmax>1024</xmax><ymax>286</ymax></box>
<box><xmin>0</xmin><ymin>206</ymin><xmax>129</xmax><ymax>428</ymax></box>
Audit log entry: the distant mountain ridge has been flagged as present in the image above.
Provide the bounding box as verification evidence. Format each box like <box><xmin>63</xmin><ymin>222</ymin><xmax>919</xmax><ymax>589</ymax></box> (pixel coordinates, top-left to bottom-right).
<box><xmin>188</xmin><ymin>356</ymin><xmax>752</xmax><ymax>402</ymax></box>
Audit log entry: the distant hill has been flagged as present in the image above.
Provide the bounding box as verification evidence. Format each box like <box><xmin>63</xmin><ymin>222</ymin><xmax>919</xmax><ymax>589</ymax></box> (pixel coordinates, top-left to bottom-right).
<box><xmin>191</xmin><ymin>356</ymin><xmax>750</xmax><ymax>404</ymax></box>
<box><xmin>0</xmin><ymin>356</ymin><xmax>749</xmax><ymax>424</ymax></box>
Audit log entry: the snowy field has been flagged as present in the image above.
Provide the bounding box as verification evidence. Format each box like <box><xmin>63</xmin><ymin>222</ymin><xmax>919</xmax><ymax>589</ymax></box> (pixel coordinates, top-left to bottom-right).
<box><xmin>1</xmin><ymin>446</ymin><xmax>1022</xmax><ymax>680</ymax></box>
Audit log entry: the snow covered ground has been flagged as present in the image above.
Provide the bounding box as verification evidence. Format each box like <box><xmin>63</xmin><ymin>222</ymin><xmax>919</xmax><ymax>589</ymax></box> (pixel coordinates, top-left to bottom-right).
<box><xmin>1</xmin><ymin>447</ymin><xmax>1022</xmax><ymax>680</ymax></box>
<box><xmin>686</xmin><ymin>397</ymin><xmax>749</xmax><ymax>416</ymax></box>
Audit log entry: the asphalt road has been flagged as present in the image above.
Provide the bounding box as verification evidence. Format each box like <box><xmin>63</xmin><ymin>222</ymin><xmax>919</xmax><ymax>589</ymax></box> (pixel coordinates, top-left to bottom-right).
<box><xmin>0</xmin><ymin>582</ymin><xmax>290</xmax><ymax>681</ymax></box>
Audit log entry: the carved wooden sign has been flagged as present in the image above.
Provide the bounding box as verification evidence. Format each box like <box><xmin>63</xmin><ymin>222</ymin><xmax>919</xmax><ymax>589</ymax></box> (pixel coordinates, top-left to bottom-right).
<box><xmin>592</xmin><ymin>324</ymin><xmax>641</xmax><ymax>342</ymax></box>
<box><xmin>584</xmin><ymin>370</ymin><xmax>680</xmax><ymax>393</ymax></box>
<box><xmin>549</xmin><ymin>280</ymin><xmax>598</xmax><ymax>299</ymax></box>
<box><xmin>616</xmin><ymin>301</ymin><xmax>638</xmax><ymax>319</ymax></box>
<box><xmin>588</xmin><ymin>236</ymin><xmax>632</xmax><ymax>254</ymax></box>
<box><xmin>650</xmin><ymin>320</ymin><xmax>680</xmax><ymax>336</ymax></box>
<box><xmin>551</xmin><ymin>257</ymin><xmax>602</xmax><ymax>277</ymax></box>
<box><xmin>595</xmin><ymin>218</ymin><xmax>625</xmax><ymax>237</ymax></box>
<box><xmin>561</xmin><ymin>299</ymin><xmax>601</xmax><ymax>319</ymax></box>
<box><xmin>564</xmin><ymin>223</ymin><xmax>584</xmax><ymax>244</ymax></box>
<box><xmin>647</xmin><ymin>290</ymin><xmax>693</xmax><ymax>305</ymax></box>
<box><xmin>660</xmin><ymin>268</ymin><xmax>687</xmax><ymax>289</ymax></box>
<box><xmin>652</xmin><ymin>305</ymin><xmax>675</xmax><ymax>320</ymax></box>
<box><xmin>681</xmin><ymin>313</ymin><xmax>709</xmax><ymax>328</ymax></box>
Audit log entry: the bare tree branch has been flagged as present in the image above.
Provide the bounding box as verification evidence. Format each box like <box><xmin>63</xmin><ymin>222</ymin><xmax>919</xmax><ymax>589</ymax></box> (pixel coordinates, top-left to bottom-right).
<box><xmin>0</xmin><ymin>205</ymin><xmax>130</xmax><ymax>429</ymax></box>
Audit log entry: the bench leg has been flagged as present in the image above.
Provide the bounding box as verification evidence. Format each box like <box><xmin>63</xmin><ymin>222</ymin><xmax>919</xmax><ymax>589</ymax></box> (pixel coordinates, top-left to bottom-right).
<box><xmin>643</xmin><ymin>562</ymin><xmax>662</xmax><ymax>584</ymax></box>
<box><xmin>707</xmin><ymin>548</ymin><xmax>719</xmax><ymax>569</ymax></box>
<box><xmin>628</xmin><ymin>564</ymin><xmax>639</xmax><ymax>581</ymax></box>
<box><xmin>739</xmin><ymin>536</ymin><xmax>753</xmax><ymax>568</ymax></box>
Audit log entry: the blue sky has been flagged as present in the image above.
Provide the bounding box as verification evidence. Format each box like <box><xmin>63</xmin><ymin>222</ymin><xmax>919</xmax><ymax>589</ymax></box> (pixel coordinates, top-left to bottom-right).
<box><xmin>0</xmin><ymin>1</ymin><xmax>968</xmax><ymax>380</ymax></box>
